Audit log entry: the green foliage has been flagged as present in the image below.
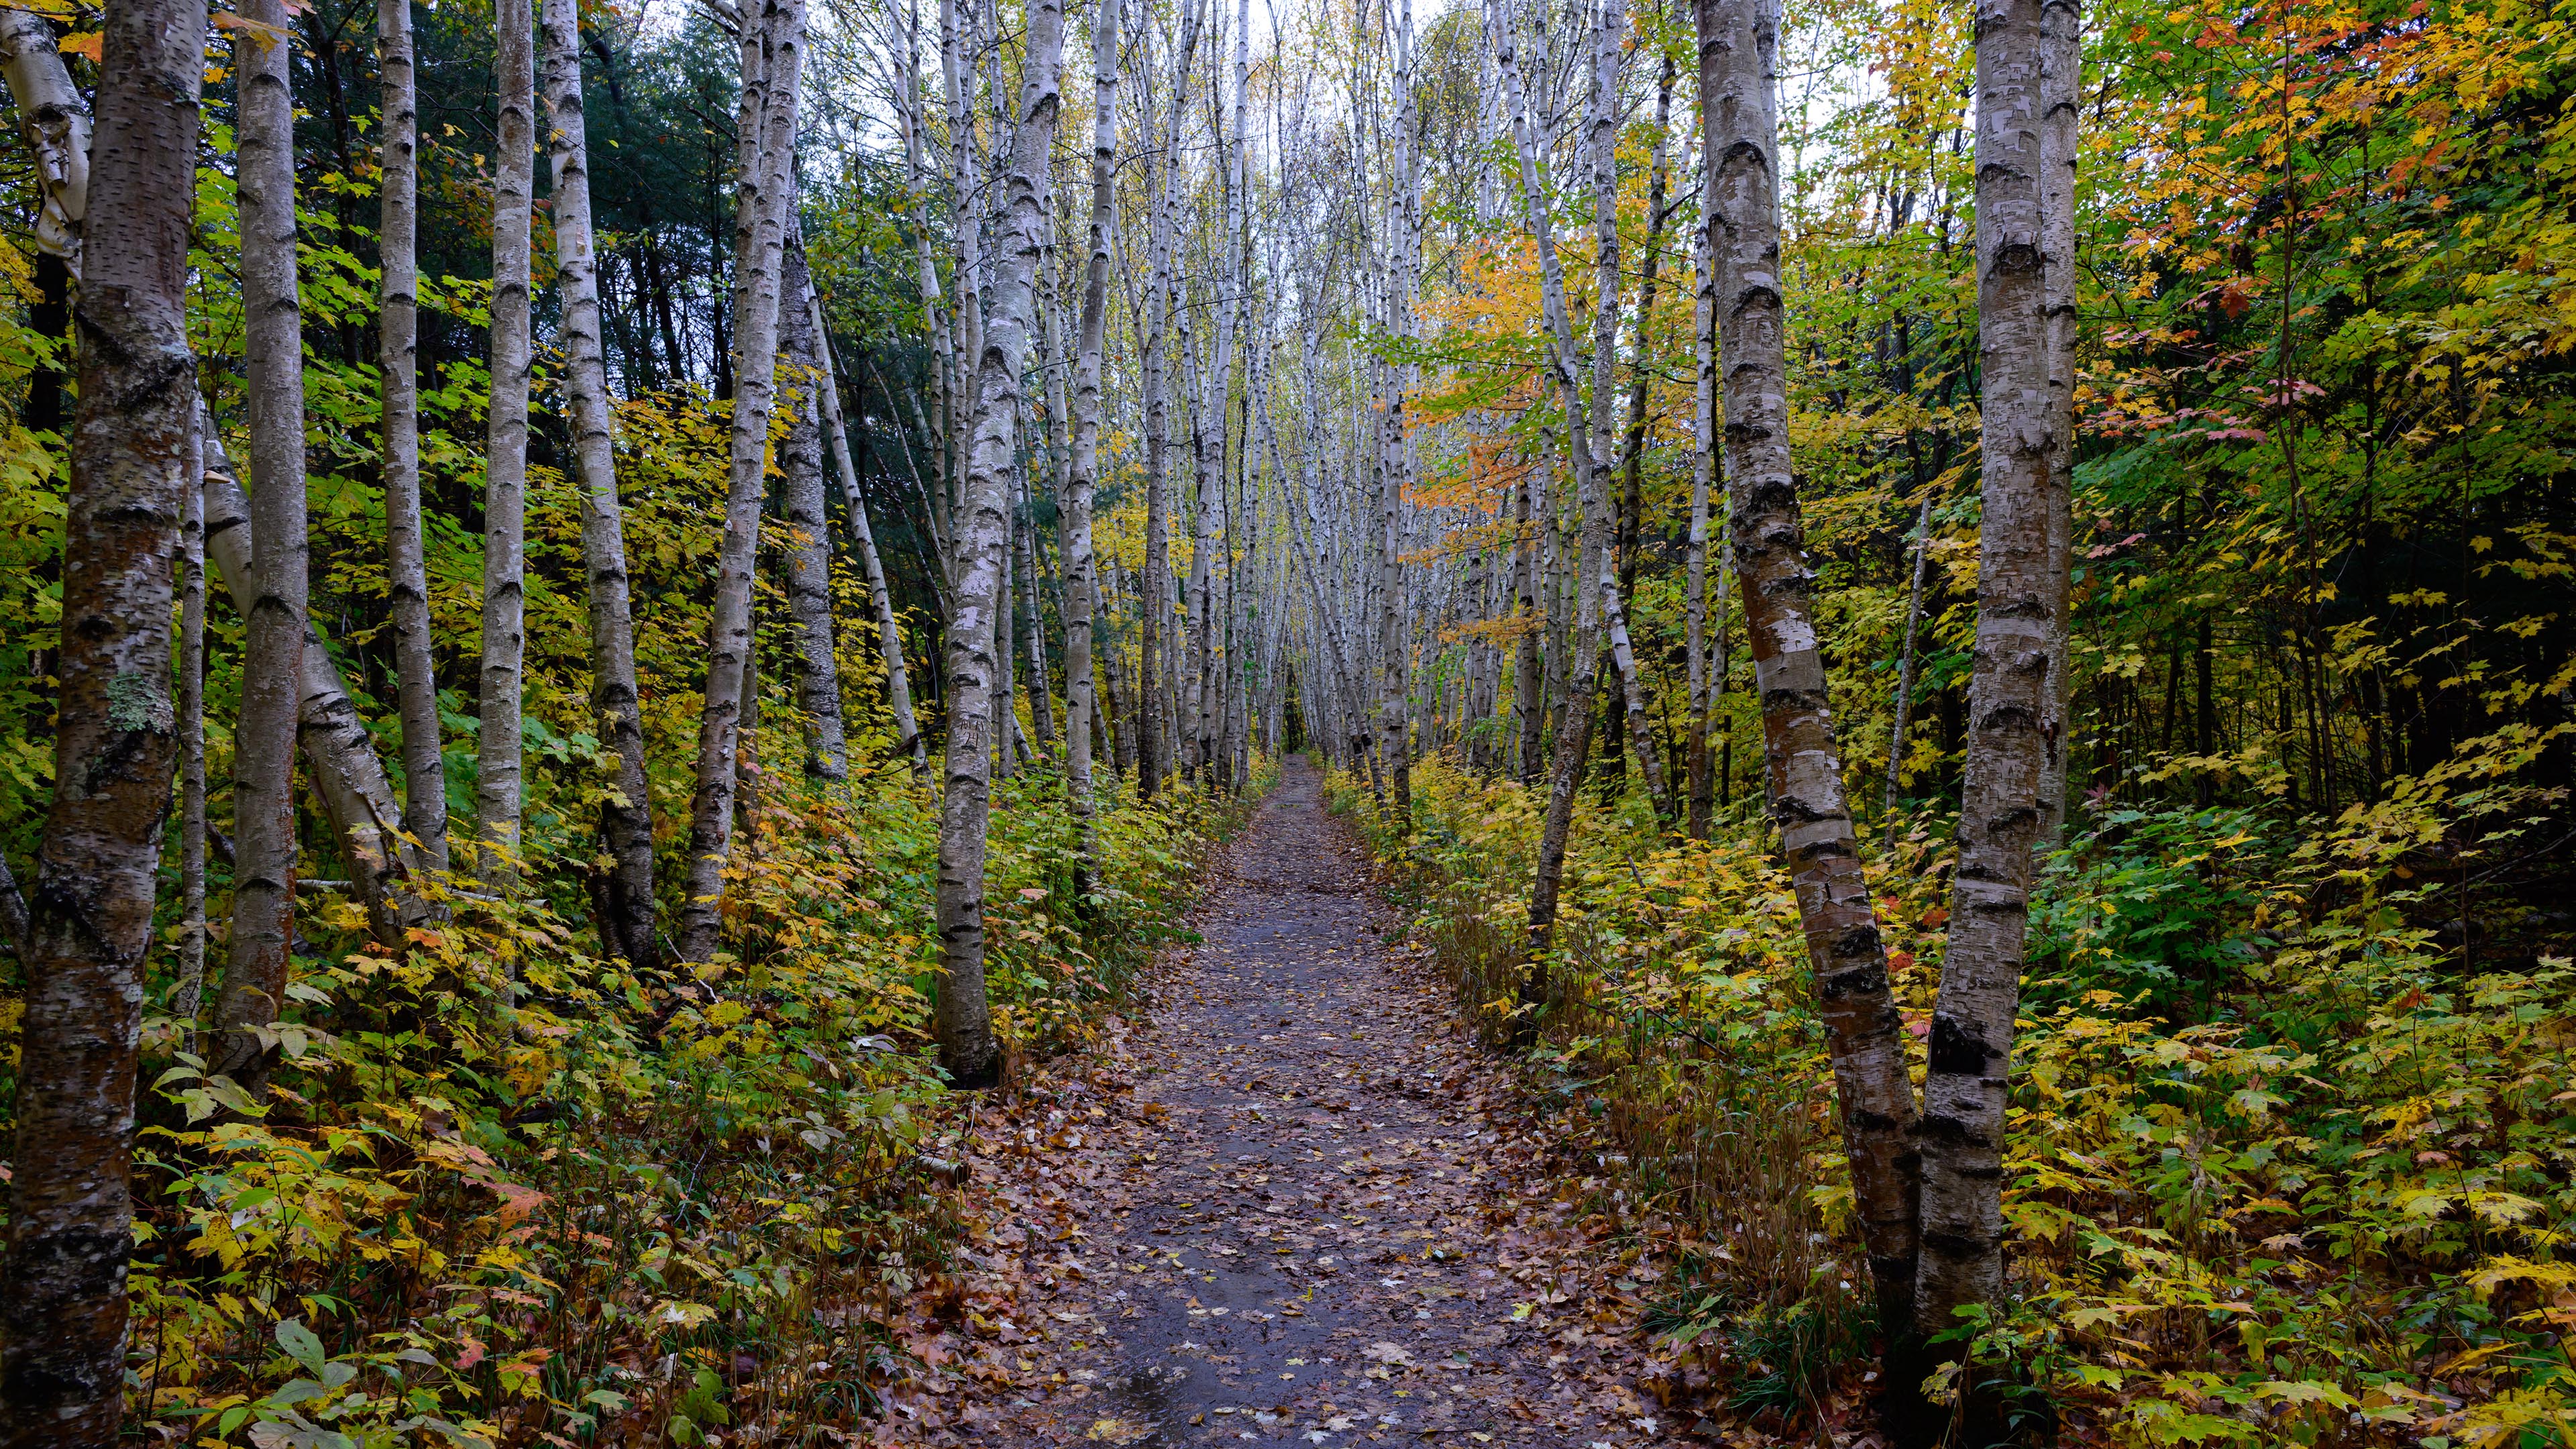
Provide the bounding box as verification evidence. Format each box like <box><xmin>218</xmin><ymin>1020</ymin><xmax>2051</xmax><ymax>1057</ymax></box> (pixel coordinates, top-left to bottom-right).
<box><xmin>1344</xmin><ymin>751</ymin><xmax>2576</xmax><ymax>1444</ymax></box>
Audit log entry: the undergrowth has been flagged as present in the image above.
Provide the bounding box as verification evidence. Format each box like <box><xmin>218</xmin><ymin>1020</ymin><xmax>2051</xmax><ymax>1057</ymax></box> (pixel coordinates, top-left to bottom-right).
<box><xmin>2</xmin><ymin>755</ymin><xmax>1263</xmax><ymax>1448</ymax></box>
<box><xmin>1331</xmin><ymin>748</ymin><xmax>2575</xmax><ymax>1447</ymax></box>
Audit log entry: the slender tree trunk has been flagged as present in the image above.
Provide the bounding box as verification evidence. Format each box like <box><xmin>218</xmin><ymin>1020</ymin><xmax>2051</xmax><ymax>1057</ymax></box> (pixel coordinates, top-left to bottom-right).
<box><xmin>681</xmin><ymin>0</ymin><xmax>806</xmax><ymax>960</ymax></box>
<box><xmin>996</xmin><ymin>475</ymin><xmax>1020</xmax><ymax>779</ymax></box>
<box><xmin>0</xmin><ymin>0</ymin><xmax>202</xmax><ymax>1434</ymax></box>
<box><xmin>211</xmin><ymin>0</ymin><xmax>313</xmax><ymax>1083</ymax></box>
<box><xmin>1063</xmin><ymin>0</ymin><xmax>1117</xmax><ymax>881</ymax></box>
<box><xmin>1515</xmin><ymin>443</ymin><xmax>1547</xmax><ymax>786</ymax></box>
<box><xmin>1136</xmin><ymin>0</ymin><xmax>1201</xmax><ymax>800</ymax></box>
<box><xmin>380</xmin><ymin>0</ymin><xmax>445</xmax><ymax>873</ymax></box>
<box><xmin>2036</xmin><ymin>0</ymin><xmax>2080</xmax><ymax>836</ymax></box>
<box><xmin>937</xmin><ymin>0</ymin><xmax>1066</xmax><ymax>1087</ymax></box>
<box><xmin>1697</xmin><ymin>0</ymin><xmax>1920</xmax><ymax>1338</ymax></box>
<box><xmin>810</xmin><ymin>283</ymin><xmax>928</xmax><ymax>780</ymax></box>
<box><xmin>778</xmin><ymin>238</ymin><xmax>848</xmax><ymax>780</ymax></box>
<box><xmin>1494</xmin><ymin>1</ymin><xmax>1607</xmax><ymax>959</ymax></box>
<box><xmin>1583</xmin><ymin>0</ymin><xmax>1674</xmax><ymax>825</ymax></box>
<box><xmin>1685</xmin><ymin>214</ymin><xmax>1717</xmax><ymax>839</ymax></box>
<box><xmin>543</xmin><ymin>0</ymin><xmax>660</xmax><ymax>971</ymax></box>
<box><xmin>167</xmin><ymin>415</ymin><xmax>208</xmax><ymax>1023</ymax></box>
<box><xmin>479</xmin><ymin>0</ymin><xmax>535</xmax><ymax>882</ymax></box>
<box><xmin>1016</xmin><ymin>469</ymin><xmax>1055</xmax><ymax>753</ymax></box>
<box><xmin>1916</xmin><ymin>0</ymin><xmax>2055</xmax><ymax>1350</ymax></box>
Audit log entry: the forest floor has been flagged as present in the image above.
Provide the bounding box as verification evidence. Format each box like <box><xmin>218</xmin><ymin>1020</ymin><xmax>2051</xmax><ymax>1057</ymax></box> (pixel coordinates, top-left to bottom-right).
<box><xmin>865</xmin><ymin>759</ymin><xmax>1717</xmax><ymax>1448</ymax></box>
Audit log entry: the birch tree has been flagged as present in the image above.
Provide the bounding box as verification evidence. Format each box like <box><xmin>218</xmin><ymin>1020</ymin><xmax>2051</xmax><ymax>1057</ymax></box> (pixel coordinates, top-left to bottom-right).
<box><xmin>1697</xmin><ymin>0</ymin><xmax>1920</xmax><ymax>1336</ymax></box>
<box><xmin>778</xmin><ymin>237</ymin><xmax>849</xmax><ymax>780</ymax></box>
<box><xmin>934</xmin><ymin>0</ymin><xmax>1068</xmax><ymax>1087</ymax></box>
<box><xmin>1063</xmin><ymin>0</ymin><xmax>1120</xmax><ymax>875</ymax></box>
<box><xmin>479</xmin><ymin>0</ymin><xmax>537</xmax><ymax>880</ymax></box>
<box><xmin>543</xmin><ymin>0</ymin><xmax>661</xmax><ymax>969</ymax></box>
<box><xmin>0</xmin><ymin>0</ymin><xmax>203</xmax><ymax>1434</ymax></box>
<box><xmin>1491</xmin><ymin>0</ymin><xmax>1605</xmax><ymax>959</ymax></box>
<box><xmin>807</xmin><ymin>279</ymin><xmax>928</xmax><ymax>780</ymax></box>
<box><xmin>211</xmin><ymin>0</ymin><xmax>314</xmax><ymax>1083</ymax></box>
<box><xmin>1915</xmin><ymin>0</ymin><xmax>2057</xmax><ymax>1351</ymax></box>
<box><xmin>379</xmin><ymin>0</ymin><xmax>445</xmax><ymax>873</ymax></box>
<box><xmin>681</xmin><ymin>0</ymin><xmax>806</xmax><ymax>960</ymax></box>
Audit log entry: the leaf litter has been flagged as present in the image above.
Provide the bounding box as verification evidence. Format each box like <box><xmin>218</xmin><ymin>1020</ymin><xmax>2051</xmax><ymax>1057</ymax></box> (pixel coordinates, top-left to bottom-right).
<box><xmin>866</xmin><ymin>763</ymin><xmax>1700</xmax><ymax>1446</ymax></box>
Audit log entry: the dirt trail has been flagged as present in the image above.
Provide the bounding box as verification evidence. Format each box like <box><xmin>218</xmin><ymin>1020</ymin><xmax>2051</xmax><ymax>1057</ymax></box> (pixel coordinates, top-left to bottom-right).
<box><xmin>910</xmin><ymin>759</ymin><xmax>1672</xmax><ymax>1447</ymax></box>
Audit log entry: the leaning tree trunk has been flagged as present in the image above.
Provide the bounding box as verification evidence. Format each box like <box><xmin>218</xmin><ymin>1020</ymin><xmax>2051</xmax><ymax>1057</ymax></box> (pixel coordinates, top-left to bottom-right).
<box><xmin>807</xmin><ymin>280</ymin><xmax>928</xmax><ymax>780</ymax></box>
<box><xmin>777</xmin><ymin>238</ymin><xmax>848</xmax><ymax>780</ymax></box>
<box><xmin>1698</xmin><ymin>0</ymin><xmax>1921</xmax><ymax>1338</ymax></box>
<box><xmin>1583</xmin><ymin>0</ymin><xmax>1674</xmax><ymax>826</ymax></box>
<box><xmin>1063</xmin><ymin>0</ymin><xmax>1118</xmax><ymax>883</ymax></box>
<box><xmin>478</xmin><ymin>0</ymin><xmax>537</xmax><ymax>882</ymax></box>
<box><xmin>1493</xmin><ymin>1</ymin><xmax>1605</xmax><ymax>959</ymax></box>
<box><xmin>380</xmin><ymin>0</ymin><xmax>445</xmax><ymax>873</ymax></box>
<box><xmin>680</xmin><ymin>0</ymin><xmax>805</xmax><ymax>960</ymax></box>
<box><xmin>542</xmin><ymin>0</ymin><xmax>660</xmax><ymax>971</ymax></box>
<box><xmin>1916</xmin><ymin>0</ymin><xmax>2057</xmax><ymax>1352</ymax></box>
<box><xmin>934</xmin><ymin>0</ymin><xmax>1067</xmax><ymax>1088</ymax></box>
<box><xmin>211</xmin><ymin>0</ymin><xmax>313</xmax><ymax>1085</ymax></box>
<box><xmin>2</xmin><ymin>11</ymin><xmax>428</xmax><ymax>945</ymax></box>
<box><xmin>0</xmin><ymin>0</ymin><xmax>202</xmax><ymax>1437</ymax></box>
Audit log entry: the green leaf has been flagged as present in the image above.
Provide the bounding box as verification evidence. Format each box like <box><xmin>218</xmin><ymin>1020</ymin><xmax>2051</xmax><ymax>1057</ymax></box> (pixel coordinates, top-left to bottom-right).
<box><xmin>274</xmin><ymin>1318</ymin><xmax>327</xmax><ymax>1377</ymax></box>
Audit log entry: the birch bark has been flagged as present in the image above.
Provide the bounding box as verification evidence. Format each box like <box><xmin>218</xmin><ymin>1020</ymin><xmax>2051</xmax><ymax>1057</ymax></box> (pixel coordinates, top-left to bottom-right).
<box><xmin>380</xmin><ymin>0</ymin><xmax>445</xmax><ymax>873</ymax></box>
<box><xmin>1686</xmin><ymin>214</ymin><xmax>1717</xmax><ymax>839</ymax></box>
<box><xmin>177</xmin><ymin>413</ymin><xmax>207</xmax><ymax>1016</ymax></box>
<box><xmin>212</xmin><ymin>0</ymin><xmax>313</xmax><ymax>1082</ymax></box>
<box><xmin>1697</xmin><ymin>0</ymin><xmax>1920</xmax><ymax>1332</ymax></box>
<box><xmin>1062</xmin><ymin>0</ymin><xmax>1120</xmax><ymax>883</ymax></box>
<box><xmin>0</xmin><ymin>0</ymin><xmax>201</xmax><ymax>1434</ymax></box>
<box><xmin>1493</xmin><ymin>1</ymin><xmax>1605</xmax><ymax>955</ymax></box>
<box><xmin>543</xmin><ymin>0</ymin><xmax>661</xmax><ymax>970</ymax></box>
<box><xmin>809</xmin><ymin>283</ymin><xmax>928</xmax><ymax>778</ymax></box>
<box><xmin>1584</xmin><ymin>0</ymin><xmax>1674</xmax><ymax>824</ymax></box>
<box><xmin>1917</xmin><ymin>0</ymin><xmax>2055</xmax><ymax>1344</ymax></box>
<box><xmin>2036</xmin><ymin>0</ymin><xmax>2080</xmax><ymax>836</ymax></box>
<box><xmin>1513</xmin><ymin>443</ymin><xmax>1546</xmax><ymax>786</ymax></box>
<box><xmin>1136</xmin><ymin>0</ymin><xmax>1201</xmax><ymax>798</ymax></box>
<box><xmin>778</xmin><ymin>238</ymin><xmax>849</xmax><ymax>780</ymax></box>
<box><xmin>680</xmin><ymin>0</ymin><xmax>806</xmax><ymax>961</ymax></box>
<box><xmin>935</xmin><ymin>0</ymin><xmax>1066</xmax><ymax>1087</ymax></box>
<box><xmin>480</xmin><ymin>0</ymin><xmax>536</xmax><ymax>881</ymax></box>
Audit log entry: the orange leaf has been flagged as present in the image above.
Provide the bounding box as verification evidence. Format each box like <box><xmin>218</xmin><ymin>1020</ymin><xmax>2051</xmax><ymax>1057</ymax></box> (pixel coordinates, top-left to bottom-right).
<box><xmin>56</xmin><ymin>31</ymin><xmax>101</xmax><ymax>61</ymax></box>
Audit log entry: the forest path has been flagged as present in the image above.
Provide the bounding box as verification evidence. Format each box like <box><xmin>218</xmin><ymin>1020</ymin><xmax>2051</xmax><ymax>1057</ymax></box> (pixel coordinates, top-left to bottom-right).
<box><xmin>908</xmin><ymin>759</ymin><xmax>1674</xmax><ymax>1448</ymax></box>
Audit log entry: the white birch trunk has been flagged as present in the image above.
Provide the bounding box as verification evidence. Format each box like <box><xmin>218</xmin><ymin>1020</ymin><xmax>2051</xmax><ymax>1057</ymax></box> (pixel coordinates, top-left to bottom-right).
<box><xmin>680</xmin><ymin>0</ymin><xmax>807</xmax><ymax>962</ymax></box>
<box><xmin>808</xmin><ymin>280</ymin><xmax>928</xmax><ymax>779</ymax></box>
<box><xmin>212</xmin><ymin>0</ymin><xmax>313</xmax><ymax>1081</ymax></box>
<box><xmin>778</xmin><ymin>237</ymin><xmax>849</xmax><ymax>781</ymax></box>
<box><xmin>1698</xmin><ymin>0</ymin><xmax>1920</xmax><ymax>1334</ymax></box>
<box><xmin>1917</xmin><ymin>0</ymin><xmax>2057</xmax><ymax>1346</ymax></box>
<box><xmin>1066</xmin><ymin>0</ymin><xmax>1119</xmax><ymax>871</ymax></box>
<box><xmin>380</xmin><ymin>0</ymin><xmax>444</xmax><ymax>873</ymax></box>
<box><xmin>543</xmin><ymin>0</ymin><xmax>661</xmax><ymax>970</ymax></box>
<box><xmin>479</xmin><ymin>0</ymin><xmax>536</xmax><ymax>881</ymax></box>
<box><xmin>934</xmin><ymin>0</ymin><xmax>1066</xmax><ymax>1087</ymax></box>
<box><xmin>0</xmin><ymin>0</ymin><xmax>202</xmax><ymax>1425</ymax></box>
